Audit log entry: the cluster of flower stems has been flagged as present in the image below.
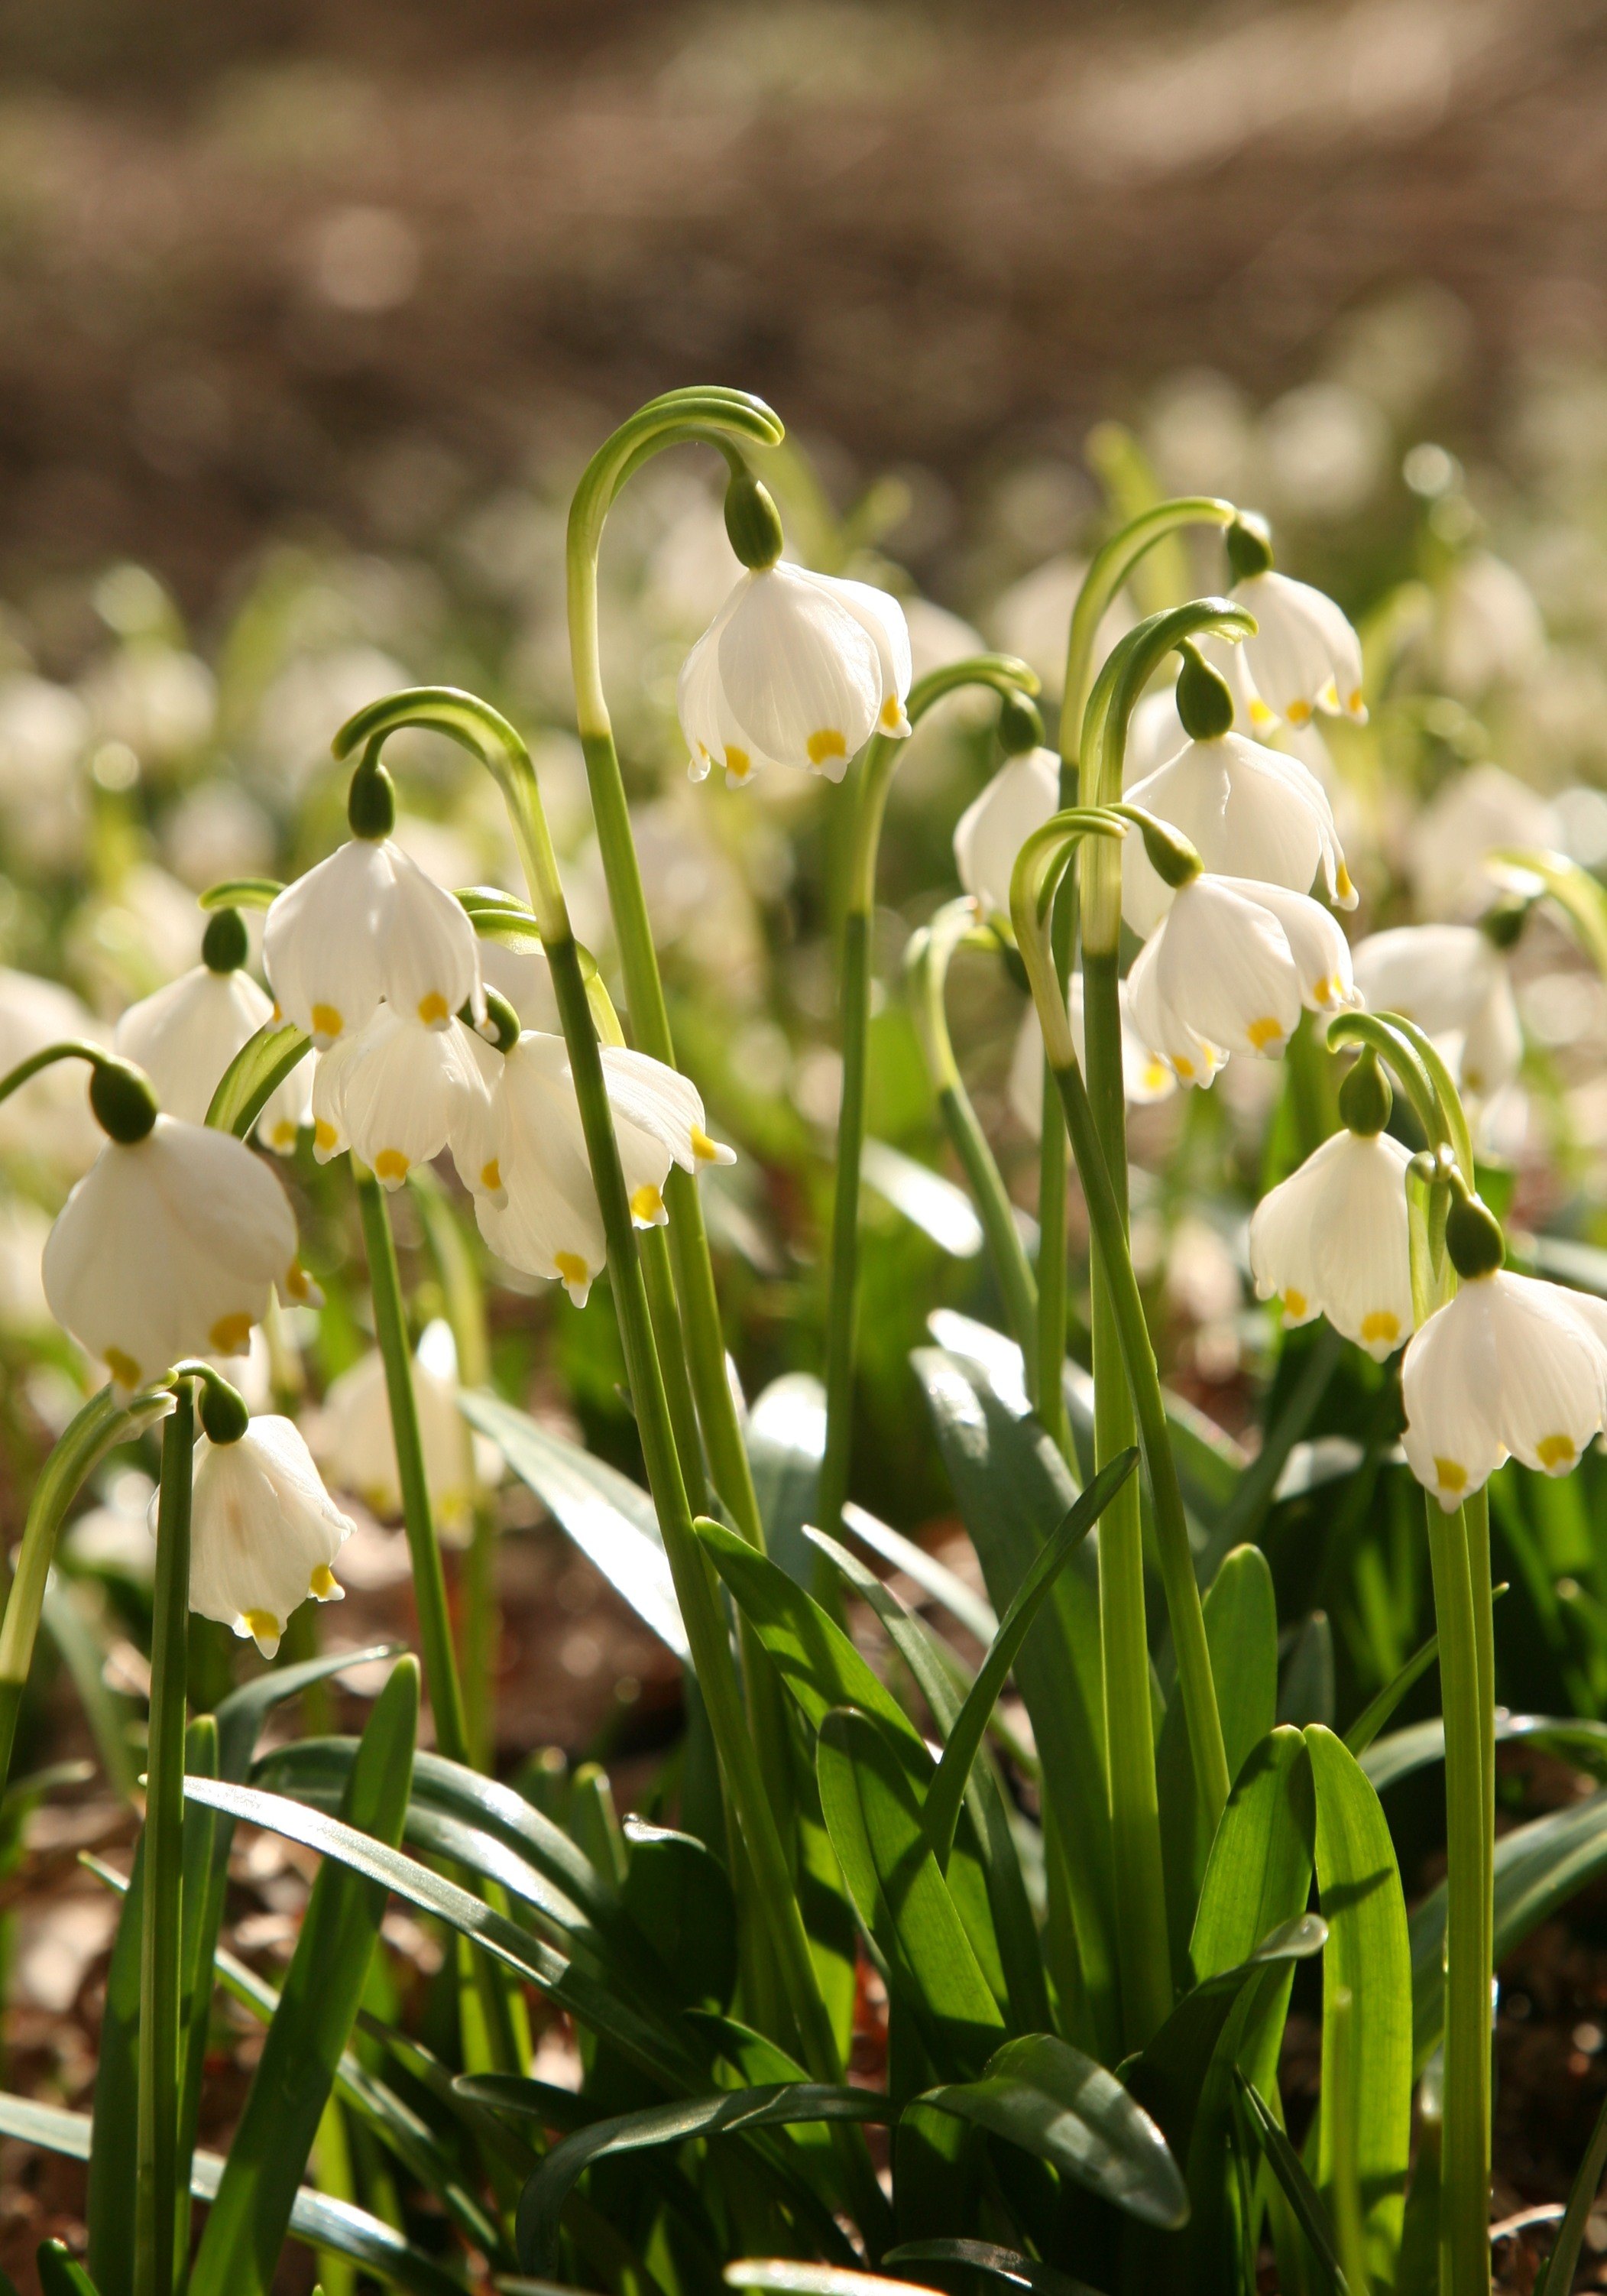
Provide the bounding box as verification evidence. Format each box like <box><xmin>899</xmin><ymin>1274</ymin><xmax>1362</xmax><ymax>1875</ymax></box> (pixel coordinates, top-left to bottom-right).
<box><xmin>0</xmin><ymin>391</ymin><xmax>1508</xmax><ymax>2293</ymax></box>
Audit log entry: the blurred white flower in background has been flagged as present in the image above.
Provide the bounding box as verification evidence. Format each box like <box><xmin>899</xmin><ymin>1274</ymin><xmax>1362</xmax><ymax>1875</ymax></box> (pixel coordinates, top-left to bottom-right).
<box><xmin>0</xmin><ymin>676</ymin><xmax>90</xmax><ymax>872</ymax></box>
<box><xmin>953</xmin><ymin>749</ymin><xmax>1059</xmax><ymax>919</ymax></box>
<box><xmin>162</xmin><ymin>783</ymin><xmax>277</xmax><ymax>890</ymax></box>
<box><xmin>0</xmin><ymin>1195</ymin><xmax>53</xmax><ymax>1333</ymax></box>
<box><xmin>252</xmin><ymin>646</ymin><xmax>410</xmax><ymax>796</ymax></box>
<box><xmin>313</xmin><ymin>1321</ymin><xmax>481</xmax><ymax>1542</ymax></box>
<box><xmin>0</xmin><ymin>968</ymin><xmax>105</xmax><ymax>1176</ymax></box>
<box><xmin>1262</xmin><ymin>381</ymin><xmax>1390</xmax><ymax>524</ymax></box>
<box><xmin>1008</xmin><ymin>980</ymin><xmax>1175</xmax><ymax>1138</ymax></box>
<box><xmin>81</xmin><ymin>647</ymin><xmax>216</xmax><ymax>770</ymax></box>
<box><xmin>1405</xmin><ymin>763</ymin><xmax>1560</xmax><ymax>920</ymax></box>
<box><xmin>1349</xmin><ymin>921</ymin><xmax>1523</xmax><ymax>1100</ymax></box>
<box><xmin>984</xmin><ymin>556</ymin><xmax>1131</xmax><ymax>702</ymax></box>
<box><xmin>1434</xmin><ymin>551</ymin><xmax>1547</xmax><ymax>699</ymax></box>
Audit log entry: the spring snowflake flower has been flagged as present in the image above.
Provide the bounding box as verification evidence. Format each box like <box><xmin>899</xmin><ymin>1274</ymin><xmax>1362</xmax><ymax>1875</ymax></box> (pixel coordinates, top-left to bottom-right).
<box><xmin>1119</xmin><ymin>645</ymin><xmax>1355</xmax><ymax>937</ymax></box>
<box><xmin>1123</xmin><ymin>825</ymin><xmax>1357</xmax><ymax>1088</ymax></box>
<box><xmin>311</xmin><ymin>1003</ymin><xmax>497</xmax><ymax>1190</ymax></box>
<box><xmin>1401</xmin><ymin>1181</ymin><xmax>1607</xmax><ymax>1510</ymax></box>
<box><xmin>954</xmin><ymin>747</ymin><xmax>1061</xmax><ymax>919</ymax></box>
<box><xmin>0</xmin><ymin>966</ymin><xmax>105</xmax><ymax>1174</ymax></box>
<box><xmin>1226</xmin><ymin>517</ymin><xmax>1365</xmax><ymax>727</ymax></box>
<box><xmin>186</xmin><ymin>1410</ymin><xmax>353</xmax><ymax>1658</ymax></box>
<box><xmin>315</xmin><ymin>1330</ymin><xmax>477</xmax><ymax>1541</ymax></box>
<box><xmin>465</xmin><ymin>1031</ymin><xmax>733</xmax><ymax>1306</ymax></box>
<box><xmin>1249</xmin><ymin>1052</ymin><xmax>1414</xmax><ymax>1359</ymax></box>
<box><xmin>44</xmin><ymin>1101</ymin><xmax>309</xmax><ymax>1392</ymax></box>
<box><xmin>264</xmin><ymin>770</ymin><xmax>484</xmax><ymax>1049</ymax></box>
<box><xmin>1405</xmin><ymin>763</ymin><xmax>1559</xmax><ymax>922</ymax></box>
<box><xmin>1349</xmin><ymin>919</ymin><xmax>1523</xmax><ymax>1099</ymax></box>
<box><xmin>1008</xmin><ymin>978</ymin><xmax>1174</xmax><ymax>1137</ymax></box>
<box><xmin>677</xmin><ymin>469</ymin><xmax>910</xmax><ymax>787</ymax></box>
<box><xmin>113</xmin><ymin>908</ymin><xmax>311</xmax><ymax>1154</ymax></box>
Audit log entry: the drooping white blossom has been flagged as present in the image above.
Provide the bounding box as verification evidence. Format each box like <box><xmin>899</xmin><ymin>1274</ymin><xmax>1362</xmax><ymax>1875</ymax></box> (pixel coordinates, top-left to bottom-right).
<box><xmin>1402</xmin><ymin>1271</ymin><xmax>1607</xmax><ymax>1510</ymax></box>
<box><xmin>1349</xmin><ymin>923</ymin><xmax>1522</xmax><ymax>1099</ymax></box>
<box><xmin>43</xmin><ymin>1117</ymin><xmax>309</xmax><ymax>1390</ymax></box>
<box><xmin>1230</xmin><ymin>567</ymin><xmax>1366</xmax><ymax>727</ymax></box>
<box><xmin>314</xmin><ymin>1327</ymin><xmax>477</xmax><ymax>1540</ymax></box>
<box><xmin>1126</xmin><ymin>874</ymin><xmax>1358</xmax><ymax>1087</ymax></box>
<box><xmin>1007</xmin><ymin>980</ymin><xmax>1174</xmax><ymax>1138</ymax></box>
<box><xmin>264</xmin><ymin>836</ymin><xmax>484</xmax><ymax>1049</ymax></box>
<box><xmin>312</xmin><ymin>1004</ymin><xmax>498</xmax><ymax>1189</ymax></box>
<box><xmin>1121</xmin><ymin>730</ymin><xmax>1355</xmax><ymax>937</ymax></box>
<box><xmin>185</xmin><ymin>1413</ymin><xmax>353</xmax><ymax>1657</ymax></box>
<box><xmin>954</xmin><ymin>749</ymin><xmax>1060</xmax><ymax>919</ymax></box>
<box><xmin>113</xmin><ymin>961</ymin><xmax>311</xmax><ymax>1154</ymax></box>
<box><xmin>679</xmin><ymin>563</ymin><xmax>911</xmax><ymax>787</ymax></box>
<box><xmin>1249</xmin><ymin>1128</ymin><xmax>1415</xmax><ymax>1358</ymax></box>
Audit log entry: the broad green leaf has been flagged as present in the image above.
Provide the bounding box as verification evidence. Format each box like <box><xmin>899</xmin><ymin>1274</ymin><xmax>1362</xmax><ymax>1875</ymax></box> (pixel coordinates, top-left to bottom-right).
<box><xmin>1233</xmin><ymin>2073</ymin><xmax>1347</xmax><ymax>2296</ymax></box>
<box><xmin>1278</xmin><ymin>1613</ymin><xmax>1335</xmax><ymax>1728</ymax></box>
<box><xmin>862</xmin><ymin>1139</ymin><xmax>984</xmax><ymax>1257</ymax></box>
<box><xmin>190</xmin><ymin>1658</ymin><xmax>420</xmax><ymax>2296</ymax></box>
<box><xmin>179</xmin><ymin>1775</ymin><xmax>705</xmax><ymax>2091</ymax></box>
<box><xmin>1124</xmin><ymin>1913</ymin><xmax>1326</xmax><ymax>2171</ymax></box>
<box><xmin>804</xmin><ymin>1526</ymin><xmax>1048</xmax><ymax>2037</ymax></box>
<box><xmin>205</xmin><ymin>1019</ymin><xmax>310</xmax><ymax>1138</ymax></box>
<box><xmin>925</xmin><ymin>1451</ymin><xmax>1136</xmax><ymax>1867</ymax></box>
<box><xmin>883</xmin><ymin>2241</ymin><xmax>1099</xmax><ymax>2294</ymax></box>
<box><xmin>1191</xmin><ymin>1730</ymin><xmax>1316</xmax><ymax>1986</ymax></box>
<box><xmin>459</xmin><ymin>1389</ymin><xmax>688</xmax><ymax>1658</ymax></box>
<box><xmin>841</xmin><ymin>1502</ymin><xmax>1000</xmax><ymax>1646</ymax></box>
<box><xmin>1362</xmin><ymin>1710</ymin><xmax>1607</xmax><ymax>1797</ymax></box>
<box><xmin>620</xmin><ymin>1818</ymin><xmax>737</xmax><ymax>2012</ymax></box>
<box><xmin>1157</xmin><ymin>1544</ymin><xmax>1279</xmax><ymax>1980</ymax></box>
<box><xmin>695</xmin><ymin>1517</ymin><xmax>926</xmax><ymax>1759</ymax></box>
<box><xmin>1343</xmin><ymin>1630</ymin><xmax>1440</xmax><ymax>1758</ymax></box>
<box><xmin>747</xmin><ymin>1371</ymin><xmax>826</xmax><ymax>1588</ymax></box>
<box><xmin>1411</xmin><ymin>1784</ymin><xmax>1607</xmax><ymax>2069</ymax></box>
<box><xmin>514</xmin><ymin>2086</ymin><xmax>893</xmax><ymax>2273</ymax></box>
<box><xmin>1306</xmin><ymin>1725</ymin><xmax>1411</xmax><ymax>2285</ymax></box>
<box><xmin>0</xmin><ymin>2092</ymin><xmax>466</xmax><ymax>2296</ymax></box>
<box><xmin>816</xmin><ymin>1707</ymin><xmax>1005</xmax><ymax>2077</ymax></box>
<box><xmin>920</xmin><ymin>2032</ymin><xmax>1188</xmax><ymax>2230</ymax></box>
<box><xmin>213</xmin><ymin>1643</ymin><xmax>404</xmax><ymax>1784</ymax></box>
<box><xmin>912</xmin><ymin>1345</ymin><xmax>1117</xmax><ymax>2056</ymax></box>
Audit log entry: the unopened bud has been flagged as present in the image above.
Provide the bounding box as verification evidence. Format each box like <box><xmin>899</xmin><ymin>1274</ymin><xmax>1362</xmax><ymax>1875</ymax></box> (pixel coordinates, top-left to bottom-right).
<box><xmin>724</xmin><ymin>469</ymin><xmax>785</xmax><ymax>572</ymax></box>
<box><xmin>996</xmin><ymin>692</ymin><xmax>1045</xmax><ymax>757</ymax></box>
<box><xmin>1226</xmin><ymin>514</ymin><xmax>1275</xmax><ymax>582</ymax></box>
<box><xmin>1174</xmin><ymin>642</ymin><xmax>1235</xmax><ymax>742</ymax></box>
<box><xmin>202</xmin><ymin>906</ymin><xmax>248</xmax><ymax>975</ymax></box>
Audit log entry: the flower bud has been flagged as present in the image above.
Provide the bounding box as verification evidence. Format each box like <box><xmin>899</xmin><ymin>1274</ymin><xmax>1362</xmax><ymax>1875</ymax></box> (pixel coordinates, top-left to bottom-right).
<box><xmin>197</xmin><ymin>1371</ymin><xmax>250</xmax><ymax>1446</ymax></box>
<box><xmin>1226</xmin><ymin>514</ymin><xmax>1275</xmax><ymax>582</ymax></box>
<box><xmin>89</xmin><ymin>1057</ymin><xmax>158</xmax><ymax>1144</ymax></box>
<box><xmin>1338</xmin><ymin>1046</ymin><xmax>1392</xmax><ymax>1138</ymax></box>
<box><xmin>1121</xmin><ymin>806</ymin><xmax>1202</xmax><ymax>890</ymax></box>
<box><xmin>1445</xmin><ymin>1172</ymin><xmax>1505</xmax><ymax>1279</ymax></box>
<box><xmin>201</xmin><ymin>907</ymin><xmax>248</xmax><ymax>975</ymax></box>
<box><xmin>996</xmin><ymin>692</ymin><xmax>1045</xmax><ymax>757</ymax></box>
<box><xmin>723</xmin><ymin>469</ymin><xmax>785</xmax><ymax>572</ymax></box>
<box><xmin>345</xmin><ymin>754</ymin><xmax>397</xmax><ymax>841</ymax></box>
<box><xmin>1174</xmin><ymin>643</ymin><xmax>1236</xmax><ymax>742</ymax></box>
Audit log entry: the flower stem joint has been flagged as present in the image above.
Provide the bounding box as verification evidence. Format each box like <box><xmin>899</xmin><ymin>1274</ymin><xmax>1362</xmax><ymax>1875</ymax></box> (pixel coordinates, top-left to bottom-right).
<box><xmin>1174</xmin><ymin>642</ymin><xmax>1236</xmax><ymax>742</ymax></box>
<box><xmin>1339</xmin><ymin>1046</ymin><xmax>1392</xmax><ymax>1137</ymax></box>
<box><xmin>201</xmin><ymin>906</ymin><xmax>248</xmax><ymax>975</ymax></box>
<box><xmin>723</xmin><ymin>469</ymin><xmax>785</xmax><ymax>572</ymax></box>
<box><xmin>996</xmin><ymin>690</ymin><xmax>1046</xmax><ymax>757</ymax></box>
<box><xmin>1445</xmin><ymin>1171</ymin><xmax>1506</xmax><ymax>1280</ymax></box>
<box><xmin>195</xmin><ymin>1370</ymin><xmax>251</xmax><ymax>1447</ymax></box>
<box><xmin>346</xmin><ymin>744</ymin><xmax>398</xmax><ymax>840</ymax></box>
<box><xmin>1226</xmin><ymin>512</ymin><xmax>1275</xmax><ymax>581</ymax></box>
<box><xmin>88</xmin><ymin>1057</ymin><xmax>158</xmax><ymax>1145</ymax></box>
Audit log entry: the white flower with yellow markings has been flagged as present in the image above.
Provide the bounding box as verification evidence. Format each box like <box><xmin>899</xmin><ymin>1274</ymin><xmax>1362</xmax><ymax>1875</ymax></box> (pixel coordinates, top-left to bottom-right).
<box><xmin>264</xmin><ymin>764</ymin><xmax>484</xmax><ymax>1049</ymax></box>
<box><xmin>186</xmin><ymin>1407</ymin><xmax>352</xmax><ymax>1659</ymax></box>
<box><xmin>1226</xmin><ymin>517</ymin><xmax>1366</xmax><ymax>727</ymax></box>
<box><xmin>44</xmin><ymin>1091</ymin><xmax>308</xmax><ymax>1392</ymax></box>
<box><xmin>311</xmin><ymin>1004</ymin><xmax>497</xmax><ymax>1191</ymax></box>
<box><xmin>954</xmin><ymin>747</ymin><xmax>1060</xmax><ymax>920</ymax></box>
<box><xmin>1249</xmin><ymin>1052</ymin><xmax>1414</xmax><ymax>1359</ymax></box>
<box><xmin>678</xmin><ymin>469</ymin><xmax>909</xmax><ymax>787</ymax></box>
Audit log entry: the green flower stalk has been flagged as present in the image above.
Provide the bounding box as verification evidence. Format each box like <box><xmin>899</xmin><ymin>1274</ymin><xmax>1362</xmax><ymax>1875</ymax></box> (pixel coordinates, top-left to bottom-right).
<box><xmin>330</xmin><ymin>687</ymin><xmax>884</xmax><ymax>2242</ymax></box>
<box><xmin>564</xmin><ymin>388</ymin><xmax>783</xmax><ymax>1557</ymax></box>
<box><xmin>818</xmin><ymin>655</ymin><xmax>1037</xmax><ymax>1542</ymax></box>
<box><xmin>1035</xmin><ymin>495</ymin><xmax>1236</xmax><ymax>1456</ymax></box>
<box><xmin>1011</xmin><ymin>802</ymin><xmax>1230</xmax><ymax>2048</ymax></box>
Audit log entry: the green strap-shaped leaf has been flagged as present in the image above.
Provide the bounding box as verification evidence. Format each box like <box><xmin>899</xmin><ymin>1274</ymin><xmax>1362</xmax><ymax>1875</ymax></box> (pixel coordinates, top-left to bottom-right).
<box><xmin>911</xmin><ymin>1345</ymin><xmax>1117</xmax><ymax>2057</ymax></box>
<box><xmin>1411</xmin><ymin>1783</ymin><xmax>1607</xmax><ymax>2070</ymax></box>
<box><xmin>805</xmin><ymin>1526</ymin><xmax>1048</xmax><ymax>2038</ymax></box>
<box><xmin>695</xmin><ymin>1517</ymin><xmax>928</xmax><ymax>1759</ymax></box>
<box><xmin>925</xmin><ymin>1451</ymin><xmax>1136</xmax><ymax>1867</ymax></box>
<box><xmin>1362</xmin><ymin>1708</ymin><xmax>1607</xmax><ymax>1796</ymax></box>
<box><xmin>35</xmin><ymin>2241</ymin><xmax>97</xmax><ymax>2296</ymax></box>
<box><xmin>179</xmin><ymin>1774</ymin><xmax>705</xmax><ymax>2090</ymax></box>
<box><xmin>460</xmin><ymin>1388</ymin><xmax>688</xmax><ymax>1658</ymax></box>
<box><xmin>841</xmin><ymin>1503</ymin><xmax>1000</xmax><ymax>1647</ymax></box>
<box><xmin>724</xmin><ymin>2268</ymin><xmax>942</xmax><ymax>2294</ymax></box>
<box><xmin>204</xmin><ymin>1018</ymin><xmax>310</xmax><ymax>1139</ymax></box>
<box><xmin>0</xmin><ymin>2092</ymin><xmax>466</xmax><ymax>2296</ymax></box>
<box><xmin>747</xmin><ymin>1371</ymin><xmax>826</xmax><ymax>1588</ymax></box>
<box><xmin>190</xmin><ymin>1658</ymin><xmax>420</xmax><ymax>2296</ymax></box>
<box><xmin>514</xmin><ymin>2085</ymin><xmax>893</xmax><ymax>2272</ymax></box>
<box><xmin>816</xmin><ymin>1707</ymin><xmax>1005</xmax><ymax>2078</ymax></box>
<box><xmin>1306</xmin><ymin>1724</ymin><xmax>1411</xmax><ymax>2285</ymax></box>
<box><xmin>862</xmin><ymin>1139</ymin><xmax>984</xmax><ymax>1257</ymax></box>
<box><xmin>883</xmin><ymin>2241</ymin><xmax>1100</xmax><ymax>2294</ymax></box>
<box><xmin>920</xmin><ymin>2032</ymin><xmax>1188</xmax><ymax>2230</ymax></box>
<box><xmin>620</xmin><ymin>1818</ymin><xmax>738</xmax><ymax>2012</ymax></box>
<box><xmin>1343</xmin><ymin>1631</ymin><xmax>1440</xmax><ymax>1757</ymax></box>
<box><xmin>212</xmin><ymin>1643</ymin><xmax>403</xmax><ymax>1783</ymax></box>
<box><xmin>1232</xmin><ymin>2073</ymin><xmax>1347</xmax><ymax>2296</ymax></box>
<box><xmin>1157</xmin><ymin>1543</ymin><xmax>1279</xmax><ymax>1979</ymax></box>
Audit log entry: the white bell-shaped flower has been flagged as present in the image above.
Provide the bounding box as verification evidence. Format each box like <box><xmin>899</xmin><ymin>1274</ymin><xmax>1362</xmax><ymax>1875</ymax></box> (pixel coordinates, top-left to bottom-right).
<box><xmin>1119</xmin><ymin>646</ymin><xmax>1356</xmax><ymax>936</ymax></box>
<box><xmin>0</xmin><ymin>967</ymin><xmax>105</xmax><ymax>1175</ymax></box>
<box><xmin>1249</xmin><ymin>1101</ymin><xmax>1414</xmax><ymax>1359</ymax></box>
<box><xmin>679</xmin><ymin>543</ymin><xmax>910</xmax><ymax>786</ymax></box>
<box><xmin>1007</xmin><ymin>978</ymin><xmax>1174</xmax><ymax>1138</ymax></box>
<box><xmin>186</xmin><ymin>1412</ymin><xmax>353</xmax><ymax>1657</ymax></box>
<box><xmin>1403</xmin><ymin>1270</ymin><xmax>1607</xmax><ymax>1510</ymax></box>
<box><xmin>1125</xmin><ymin>847</ymin><xmax>1357</xmax><ymax>1088</ymax></box>
<box><xmin>468</xmin><ymin>1031</ymin><xmax>734</xmax><ymax>1306</ymax></box>
<box><xmin>1227</xmin><ymin>520</ymin><xmax>1365</xmax><ymax>726</ymax></box>
<box><xmin>1349</xmin><ymin>920</ymin><xmax>1523</xmax><ymax>1099</ymax></box>
<box><xmin>44</xmin><ymin>1114</ymin><xmax>305</xmax><ymax>1390</ymax></box>
<box><xmin>312</xmin><ymin>1004</ymin><xmax>497</xmax><ymax>1190</ymax></box>
<box><xmin>314</xmin><ymin>1327</ymin><xmax>477</xmax><ymax>1540</ymax></box>
<box><xmin>954</xmin><ymin>747</ymin><xmax>1060</xmax><ymax>919</ymax></box>
<box><xmin>1405</xmin><ymin>763</ymin><xmax>1559</xmax><ymax>922</ymax></box>
<box><xmin>264</xmin><ymin>800</ymin><xmax>484</xmax><ymax>1049</ymax></box>
<box><xmin>1434</xmin><ymin>550</ymin><xmax>1547</xmax><ymax>702</ymax></box>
